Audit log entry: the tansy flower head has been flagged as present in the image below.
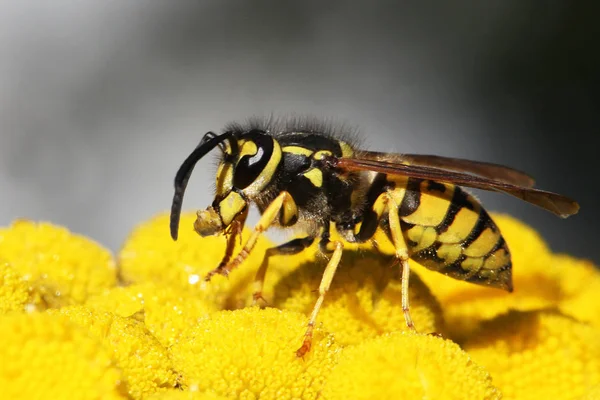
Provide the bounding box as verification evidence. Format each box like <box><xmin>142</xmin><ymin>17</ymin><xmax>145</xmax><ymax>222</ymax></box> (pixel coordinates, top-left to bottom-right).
<box><xmin>0</xmin><ymin>312</ymin><xmax>127</xmax><ymax>399</ymax></box>
<box><xmin>85</xmin><ymin>282</ymin><xmax>216</xmax><ymax>347</ymax></box>
<box><xmin>464</xmin><ymin>310</ymin><xmax>600</xmax><ymax>400</ymax></box>
<box><xmin>49</xmin><ymin>306</ymin><xmax>177</xmax><ymax>399</ymax></box>
<box><xmin>552</xmin><ymin>254</ymin><xmax>600</xmax><ymax>329</ymax></box>
<box><xmin>320</xmin><ymin>330</ymin><xmax>500</xmax><ymax>400</ymax></box>
<box><xmin>118</xmin><ymin>211</ymin><xmax>273</xmax><ymax>310</ymax></box>
<box><xmin>147</xmin><ymin>389</ymin><xmax>229</xmax><ymax>399</ymax></box>
<box><xmin>583</xmin><ymin>385</ymin><xmax>600</xmax><ymax>400</ymax></box>
<box><xmin>0</xmin><ymin>262</ymin><xmax>33</xmax><ymax>314</ymax></box>
<box><xmin>268</xmin><ymin>247</ymin><xmax>443</xmax><ymax>346</ymax></box>
<box><xmin>0</xmin><ymin>220</ymin><xmax>117</xmax><ymax>309</ymax></box>
<box><xmin>170</xmin><ymin>307</ymin><xmax>340</xmax><ymax>400</ymax></box>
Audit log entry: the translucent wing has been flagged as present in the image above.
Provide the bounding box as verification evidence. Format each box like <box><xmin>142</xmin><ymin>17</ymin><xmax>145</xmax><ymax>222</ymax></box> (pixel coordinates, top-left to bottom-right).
<box><xmin>359</xmin><ymin>151</ymin><xmax>536</xmax><ymax>187</ymax></box>
<box><xmin>333</xmin><ymin>156</ymin><xmax>579</xmax><ymax>218</ymax></box>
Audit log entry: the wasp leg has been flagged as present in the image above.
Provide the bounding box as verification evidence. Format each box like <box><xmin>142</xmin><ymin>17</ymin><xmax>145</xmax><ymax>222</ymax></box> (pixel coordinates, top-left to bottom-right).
<box><xmin>214</xmin><ymin>208</ymin><xmax>248</xmax><ymax>271</ymax></box>
<box><xmin>205</xmin><ymin>191</ymin><xmax>296</xmax><ymax>281</ymax></box>
<box><xmin>252</xmin><ymin>236</ymin><xmax>315</xmax><ymax>305</ymax></box>
<box><xmin>296</xmin><ymin>240</ymin><xmax>344</xmax><ymax>358</ymax></box>
<box><xmin>385</xmin><ymin>190</ymin><xmax>416</xmax><ymax>331</ymax></box>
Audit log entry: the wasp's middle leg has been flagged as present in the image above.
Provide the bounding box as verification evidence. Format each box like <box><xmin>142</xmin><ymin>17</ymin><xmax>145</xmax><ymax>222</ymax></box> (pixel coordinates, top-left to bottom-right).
<box><xmin>252</xmin><ymin>236</ymin><xmax>315</xmax><ymax>304</ymax></box>
<box><xmin>296</xmin><ymin>237</ymin><xmax>344</xmax><ymax>358</ymax></box>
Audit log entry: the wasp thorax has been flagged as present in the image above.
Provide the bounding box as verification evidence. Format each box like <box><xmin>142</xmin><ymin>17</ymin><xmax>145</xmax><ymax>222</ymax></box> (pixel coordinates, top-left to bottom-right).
<box><xmin>194</xmin><ymin>206</ymin><xmax>223</xmax><ymax>236</ymax></box>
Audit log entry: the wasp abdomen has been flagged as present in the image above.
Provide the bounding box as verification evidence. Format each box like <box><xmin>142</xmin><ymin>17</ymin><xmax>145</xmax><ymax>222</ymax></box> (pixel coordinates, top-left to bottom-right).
<box><xmin>399</xmin><ymin>178</ymin><xmax>513</xmax><ymax>291</ymax></box>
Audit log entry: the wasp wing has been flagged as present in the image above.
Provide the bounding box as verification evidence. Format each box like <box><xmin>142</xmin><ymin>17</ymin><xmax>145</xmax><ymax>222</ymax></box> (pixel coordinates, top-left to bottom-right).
<box><xmin>335</xmin><ymin>157</ymin><xmax>579</xmax><ymax>218</ymax></box>
<box><xmin>359</xmin><ymin>151</ymin><xmax>536</xmax><ymax>187</ymax></box>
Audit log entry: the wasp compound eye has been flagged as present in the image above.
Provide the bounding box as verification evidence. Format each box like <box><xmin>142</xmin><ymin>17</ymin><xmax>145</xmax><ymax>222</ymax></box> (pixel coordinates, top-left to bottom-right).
<box><xmin>233</xmin><ymin>134</ymin><xmax>274</xmax><ymax>189</ymax></box>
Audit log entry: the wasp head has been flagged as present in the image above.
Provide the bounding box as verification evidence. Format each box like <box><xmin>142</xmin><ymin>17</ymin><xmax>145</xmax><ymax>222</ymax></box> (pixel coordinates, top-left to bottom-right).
<box><xmin>170</xmin><ymin>128</ymin><xmax>282</xmax><ymax>240</ymax></box>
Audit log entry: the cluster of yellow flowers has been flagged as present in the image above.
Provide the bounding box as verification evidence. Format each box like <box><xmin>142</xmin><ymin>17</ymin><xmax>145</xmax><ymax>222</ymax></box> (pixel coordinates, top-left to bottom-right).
<box><xmin>1</xmin><ymin>213</ymin><xmax>599</xmax><ymax>399</ymax></box>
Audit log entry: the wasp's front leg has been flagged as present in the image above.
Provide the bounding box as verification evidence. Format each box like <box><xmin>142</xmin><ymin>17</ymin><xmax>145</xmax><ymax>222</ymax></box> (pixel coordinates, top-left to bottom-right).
<box><xmin>205</xmin><ymin>191</ymin><xmax>298</xmax><ymax>282</ymax></box>
<box><xmin>206</xmin><ymin>207</ymin><xmax>248</xmax><ymax>278</ymax></box>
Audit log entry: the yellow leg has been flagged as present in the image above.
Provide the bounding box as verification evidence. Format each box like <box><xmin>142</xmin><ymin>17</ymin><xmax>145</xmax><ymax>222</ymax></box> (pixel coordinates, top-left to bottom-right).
<box><xmin>205</xmin><ymin>191</ymin><xmax>292</xmax><ymax>281</ymax></box>
<box><xmin>252</xmin><ymin>258</ymin><xmax>270</xmax><ymax>305</ymax></box>
<box><xmin>385</xmin><ymin>190</ymin><xmax>416</xmax><ymax>331</ymax></box>
<box><xmin>216</xmin><ymin>207</ymin><xmax>248</xmax><ymax>270</ymax></box>
<box><xmin>296</xmin><ymin>241</ymin><xmax>344</xmax><ymax>358</ymax></box>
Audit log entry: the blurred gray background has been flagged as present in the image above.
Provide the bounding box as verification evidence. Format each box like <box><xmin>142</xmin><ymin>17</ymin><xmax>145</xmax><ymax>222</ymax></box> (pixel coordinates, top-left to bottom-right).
<box><xmin>1</xmin><ymin>1</ymin><xmax>597</xmax><ymax>263</ymax></box>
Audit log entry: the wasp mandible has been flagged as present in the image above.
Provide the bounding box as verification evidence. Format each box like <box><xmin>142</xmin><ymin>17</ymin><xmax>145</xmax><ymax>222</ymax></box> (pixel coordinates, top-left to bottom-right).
<box><xmin>169</xmin><ymin>119</ymin><xmax>579</xmax><ymax>357</ymax></box>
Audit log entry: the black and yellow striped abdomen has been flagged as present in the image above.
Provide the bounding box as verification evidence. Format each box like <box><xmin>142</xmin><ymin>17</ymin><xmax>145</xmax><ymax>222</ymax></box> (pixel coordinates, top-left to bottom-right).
<box><xmin>394</xmin><ymin>177</ymin><xmax>513</xmax><ymax>291</ymax></box>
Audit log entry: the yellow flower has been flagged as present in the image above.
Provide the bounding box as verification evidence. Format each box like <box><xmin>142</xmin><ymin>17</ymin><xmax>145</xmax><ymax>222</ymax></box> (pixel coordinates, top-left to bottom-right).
<box><xmin>583</xmin><ymin>385</ymin><xmax>600</xmax><ymax>400</ymax></box>
<box><xmin>0</xmin><ymin>312</ymin><xmax>127</xmax><ymax>400</ymax></box>
<box><xmin>0</xmin><ymin>220</ymin><xmax>117</xmax><ymax>309</ymax></box>
<box><xmin>320</xmin><ymin>330</ymin><xmax>500</xmax><ymax>400</ymax></box>
<box><xmin>3</xmin><ymin>209</ymin><xmax>596</xmax><ymax>400</ymax></box>
<box><xmin>118</xmin><ymin>211</ymin><xmax>273</xmax><ymax>310</ymax></box>
<box><xmin>0</xmin><ymin>262</ymin><xmax>32</xmax><ymax>314</ymax></box>
<box><xmin>269</xmin><ymin>246</ymin><xmax>443</xmax><ymax>346</ymax></box>
<box><xmin>464</xmin><ymin>310</ymin><xmax>600</xmax><ymax>400</ymax></box>
<box><xmin>50</xmin><ymin>306</ymin><xmax>177</xmax><ymax>399</ymax></box>
<box><xmin>147</xmin><ymin>389</ymin><xmax>229</xmax><ymax>400</ymax></box>
<box><xmin>85</xmin><ymin>282</ymin><xmax>216</xmax><ymax>347</ymax></box>
<box><xmin>413</xmin><ymin>213</ymin><xmax>567</xmax><ymax>340</ymax></box>
<box><xmin>170</xmin><ymin>307</ymin><xmax>340</xmax><ymax>400</ymax></box>
<box><xmin>552</xmin><ymin>254</ymin><xmax>600</xmax><ymax>329</ymax></box>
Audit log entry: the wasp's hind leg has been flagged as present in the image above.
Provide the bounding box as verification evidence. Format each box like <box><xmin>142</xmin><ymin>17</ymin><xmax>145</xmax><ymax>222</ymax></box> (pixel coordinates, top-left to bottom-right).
<box><xmin>252</xmin><ymin>236</ymin><xmax>315</xmax><ymax>305</ymax></box>
<box><xmin>205</xmin><ymin>191</ymin><xmax>298</xmax><ymax>281</ymax></box>
<box><xmin>384</xmin><ymin>190</ymin><xmax>416</xmax><ymax>331</ymax></box>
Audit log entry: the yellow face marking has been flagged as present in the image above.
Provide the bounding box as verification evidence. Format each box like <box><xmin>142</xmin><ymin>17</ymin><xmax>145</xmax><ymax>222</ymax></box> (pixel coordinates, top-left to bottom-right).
<box><xmin>338</xmin><ymin>141</ymin><xmax>354</xmax><ymax>158</ymax></box>
<box><xmin>303</xmin><ymin>168</ymin><xmax>323</xmax><ymax>188</ymax></box>
<box><xmin>461</xmin><ymin>256</ymin><xmax>484</xmax><ymax>272</ymax></box>
<box><xmin>215</xmin><ymin>162</ymin><xmax>234</xmax><ymax>197</ymax></box>
<box><xmin>437</xmin><ymin>205</ymin><xmax>481</xmax><ymax>243</ymax></box>
<box><xmin>401</xmin><ymin>182</ymin><xmax>455</xmax><ymax>227</ymax></box>
<box><xmin>218</xmin><ymin>191</ymin><xmax>247</xmax><ymax>226</ymax></box>
<box><xmin>483</xmin><ymin>248</ymin><xmax>511</xmax><ymax>271</ymax></box>
<box><xmin>464</xmin><ymin>228</ymin><xmax>501</xmax><ymax>258</ymax></box>
<box><xmin>239</xmin><ymin>140</ymin><xmax>258</xmax><ymax>158</ymax></box>
<box><xmin>282</xmin><ymin>146</ymin><xmax>313</xmax><ymax>157</ymax></box>
<box><xmin>313</xmin><ymin>150</ymin><xmax>332</xmax><ymax>160</ymax></box>
<box><xmin>406</xmin><ymin>225</ymin><xmax>437</xmax><ymax>252</ymax></box>
<box><xmin>242</xmin><ymin>140</ymin><xmax>282</xmax><ymax>196</ymax></box>
<box><xmin>437</xmin><ymin>243</ymin><xmax>462</xmax><ymax>264</ymax></box>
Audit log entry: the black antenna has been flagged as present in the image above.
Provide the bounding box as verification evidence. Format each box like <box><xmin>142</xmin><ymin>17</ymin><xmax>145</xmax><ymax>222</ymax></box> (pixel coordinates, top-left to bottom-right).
<box><xmin>170</xmin><ymin>131</ymin><xmax>235</xmax><ymax>240</ymax></box>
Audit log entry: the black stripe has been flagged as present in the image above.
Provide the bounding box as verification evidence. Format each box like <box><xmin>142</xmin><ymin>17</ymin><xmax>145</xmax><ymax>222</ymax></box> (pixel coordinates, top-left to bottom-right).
<box><xmin>400</xmin><ymin>220</ymin><xmax>415</xmax><ymax>232</ymax></box>
<box><xmin>399</xmin><ymin>178</ymin><xmax>422</xmax><ymax>217</ymax></box>
<box><xmin>435</xmin><ymin>186</ymin><xmax>473</xmax><ymax>235</ymax></box>
<box><xmin>412</xmin><ymin>242</ymin><xmax>446</xmax><ymax>265</ymax></box>
<box><xmin>466</xmin><ymin>262</ymin><xmax>513</xmax><ymax>291</ymax></box>
<box><xmin>460</xmin><ymin>209</ymin><xmax>489</xmax><ymax>249</ymax></box>
<box><xmin>426</xmin><ymin>180</ymin><xmax>446</xmax><ymax>193</ymax></box>
<box><xmin>355</xmin><ymin>173</ymin><xmax>389</xmax><ymax>242</ymax></box>
<box><xmin>484</xmin><ymin>235</ymin><xmax>507</xmax><ymax>258</ymax></box>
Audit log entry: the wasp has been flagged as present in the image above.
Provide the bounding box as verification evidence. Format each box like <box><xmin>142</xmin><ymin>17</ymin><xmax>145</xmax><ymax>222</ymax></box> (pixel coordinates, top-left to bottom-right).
<box><xmin>169</xmin><ymin>118</ymin><xmax>579</xmax><ymax>357</ymax></box>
